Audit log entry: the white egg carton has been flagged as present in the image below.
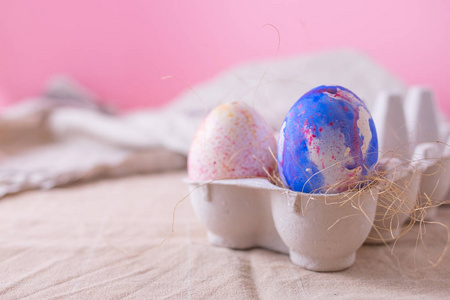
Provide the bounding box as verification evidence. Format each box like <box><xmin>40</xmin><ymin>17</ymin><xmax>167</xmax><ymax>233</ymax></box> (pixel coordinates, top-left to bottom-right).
<box><xmin>188</xmin><ymin>86</ymin><xmax>450</xmax><ymax>271</ymax></box>
<box><xmin>187</xmin><ymin>178</ymin><xmax>378</xmax><ymax>272</ymax></box>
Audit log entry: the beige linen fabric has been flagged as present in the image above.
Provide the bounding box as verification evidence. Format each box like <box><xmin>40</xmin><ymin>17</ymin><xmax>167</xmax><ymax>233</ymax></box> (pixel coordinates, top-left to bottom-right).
<box><xmin>1</xmin><ymin>171</ymin><xmax>449</xmax><ymax>299</ymax></box>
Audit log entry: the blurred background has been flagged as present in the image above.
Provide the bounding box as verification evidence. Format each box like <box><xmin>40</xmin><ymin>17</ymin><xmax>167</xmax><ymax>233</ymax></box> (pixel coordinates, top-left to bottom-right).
<box><xmin>0</xmin><ymin>0</ymin><xmax>449</xmax><ymax>114</ymax></box>
<box><xmin>1</xmin><ymin>0</ymin><xmax>449</xmax><ymax>198</ymax></box>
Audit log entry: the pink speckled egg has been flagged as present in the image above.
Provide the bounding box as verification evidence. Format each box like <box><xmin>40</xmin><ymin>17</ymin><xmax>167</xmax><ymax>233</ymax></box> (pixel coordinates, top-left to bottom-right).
<box><xmin>188</xmin><ymin>102</ymin><xmax>277</xmax><ymax>181</ymax></box>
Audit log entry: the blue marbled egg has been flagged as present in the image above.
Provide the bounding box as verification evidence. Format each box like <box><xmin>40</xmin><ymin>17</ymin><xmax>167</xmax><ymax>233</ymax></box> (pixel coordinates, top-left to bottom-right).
<box><xmin>277</xmin><ymin>85</ymin><xmax>378</xmax><ymax>193</ymax></box>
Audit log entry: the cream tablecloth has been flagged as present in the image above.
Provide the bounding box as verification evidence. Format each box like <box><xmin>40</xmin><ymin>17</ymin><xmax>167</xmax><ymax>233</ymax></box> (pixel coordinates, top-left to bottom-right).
<box><xmin>1</xmin><ymin>171</ymin><xmax>450</xmax><ymax>299</ymax></box>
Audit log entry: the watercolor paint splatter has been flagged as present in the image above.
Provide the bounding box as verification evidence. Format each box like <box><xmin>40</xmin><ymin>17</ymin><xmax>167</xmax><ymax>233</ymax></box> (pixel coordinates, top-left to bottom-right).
<box><xmin>277</xmin><ymin>86</ymin><xmax>378</xmax><ymax>193</ymax></box>
<box><xmin>188</xmin><ymin>102</ymin><xmax>277</xmax><ymax>181</ymax></box>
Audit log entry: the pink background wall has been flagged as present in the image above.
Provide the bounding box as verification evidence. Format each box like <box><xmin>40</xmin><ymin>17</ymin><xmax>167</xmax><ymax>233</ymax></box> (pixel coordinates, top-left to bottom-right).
<box><xmin>0</xmin><ymin>1</ymin><xmax>449</xmax><ymax>115</ymax></box>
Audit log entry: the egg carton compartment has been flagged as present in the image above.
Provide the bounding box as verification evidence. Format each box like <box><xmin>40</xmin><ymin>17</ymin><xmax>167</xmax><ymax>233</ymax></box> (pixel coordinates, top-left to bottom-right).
<box><xmin>372</xmin><ymin>87</ymin><xmax>450</xmax><ymax>225</ymax></box>
<box><xmin>186</xmin><ymin>179</ymin><xmax>288</xmax><ymax>254</ymax></box>
<box><xmin>411</xmin><ymin>141</ymin><xmax>450</xmax><ymax>219</ymax></box>
<box><xmin>365</xmin><ymin>159</ymin><xmax>421</xmax><ymax>244</ymax></box>
<box><xmin>187</xmin><ymin>178</ymin><xmax>378</xmax><ymax>272</ymax></box>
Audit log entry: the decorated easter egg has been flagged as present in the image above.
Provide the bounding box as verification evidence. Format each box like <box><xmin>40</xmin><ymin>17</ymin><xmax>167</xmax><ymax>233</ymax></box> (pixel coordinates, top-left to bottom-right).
<box><xmin>188</xmin><ymin>102</ymin><xmax>277</xmax><ymax>181</ymax></box>
<box><xmin>277</xmin><ymin>86</ymin><xmax>378</xmax><ymax>193</ymax></box>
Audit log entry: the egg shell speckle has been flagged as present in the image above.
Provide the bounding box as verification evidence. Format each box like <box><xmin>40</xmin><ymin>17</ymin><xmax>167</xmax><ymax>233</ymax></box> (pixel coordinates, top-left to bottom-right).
<box><xmin>188</xmin><ymin>102</ymin><xmax>277</xmax><ymax>181</ymax></box>
<box><xmin>277</xmin><ymin>85</ymin><xmax>378</xmax><ymax>193</ymax></box>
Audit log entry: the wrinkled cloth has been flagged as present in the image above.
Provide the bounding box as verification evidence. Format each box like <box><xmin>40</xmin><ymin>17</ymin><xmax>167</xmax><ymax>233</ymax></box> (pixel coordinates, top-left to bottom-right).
<box><xmin>0</xmin><ymin>77</ymin><xmax>186</xmax><ymax>198</ymax></box>
<box><xmin>0</xmin><ymin>49</ymin><xmax>407</xmax><ymax>198</ymax></box>
<box><xmin>1</xmin><ymin>171</ymin><xmax>449</xmax><ymax>299</ymax></box>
